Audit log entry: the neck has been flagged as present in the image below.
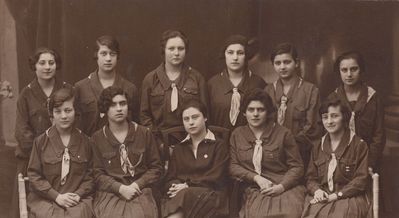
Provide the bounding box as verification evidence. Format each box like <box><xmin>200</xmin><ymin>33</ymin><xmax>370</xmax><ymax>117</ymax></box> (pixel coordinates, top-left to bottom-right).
<box><xmin>280</xmin><ymin>74</ymin><xmax>297</xmax><ymax>86</ymax></box>
<box><xmin>98</xmin><ymin>69</ymin><xmax>116</xmax><ymax>80</ymax></box>
<box><xmin>227</xmin><ymin>69</ymin><xmax>244</xmax><ymax>79</ymax></box>
<box><xmin>165</xmin><ymin>62</ymin><xmax>182</xmax><ymax>74</ymax></box>
<box><xmin>248</xmin><ymin>123</ymin><xmax>267</xmax><ymax>139</ymax></box>
<box><xmin>108</xmin><ymin>119</ymin><xmax>129</xmax><ymax>133</ymax></box>
<box><xmin>329</xmin><ymin>128</ymin><xmax>345</xmax><ymax>143</ymax></box>
<box><xmin>343</xmin><ymin>82</ymin><xmax>361</xmax><ymax>94</ymax></box>
<box><xmin>190</xmin><ymin>128</ymin><xmax>207</xmax><ymax>145</ymax></box>
<box><xmin>37</xmin><ymin>77</ymin><xmax>55</xmax><ymax>89</ymax></box>
<box><xmin>56</xmin><ymin>125</ymin><xmax>72</xmax><ymax>136</ymax></box>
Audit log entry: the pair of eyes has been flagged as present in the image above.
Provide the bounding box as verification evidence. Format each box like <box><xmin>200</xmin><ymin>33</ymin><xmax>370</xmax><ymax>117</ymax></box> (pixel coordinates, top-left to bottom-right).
<box><xmin>321</xmin><ymin>113</ymin><xmax>342</xmax><ymax>120</ymax></box>
<box><xmin>99</xmin><ymin>51</ymin><xmax>118</xmax><ymax>57</ymax></box>
<box><xmin>110</xmin><ymin>101</ymin><xmax>128</xmax><ymax>107</ymax></box>
<box><xmin>340</xmin><ymin>66</ymin><xmax>359</xmax><ymax>73</ymax></box>
<box><xmin>183</xmin><ymin>114</ymin><xmax>202</xmax><ymax>122</ymax></box>
<box><xmin>225</xmin><ymin>50</ymin><xmax>245</xmax><ymax>56</ymax></box>
<box><xmin>167</xmin><ymin>46</ymin><xmax>185</xmax><ymax>51</ymax></box>
<box><xmin>53</xmin><ymin>108</ymin><xmax>74</xmax><ymax>114</ymax></box>
<box><xmin>273</xmin><ymin>59</ymin><xmax>293</xmax><ymax>66</ymax></box>
<box><xmin>246</xmin><ymin>108</ymin><xmax>266</xmax><ymax>113</ymax></box>
<box><xmin>37</xmin><ymin>60</ymin><xmax>56</xmax><ymax>66</ymax></box>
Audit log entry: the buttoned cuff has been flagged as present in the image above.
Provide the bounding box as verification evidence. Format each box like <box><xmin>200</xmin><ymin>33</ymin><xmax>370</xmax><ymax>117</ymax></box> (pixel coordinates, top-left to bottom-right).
<box><xmin>47</xmin><ymin>188</ymin><xmax>60</xmax><ymax>201</ymax></box>
<box><xmin>110</xmin><ymin>181</ymin><xmax>123</xmax><ymax>194</ymax></box>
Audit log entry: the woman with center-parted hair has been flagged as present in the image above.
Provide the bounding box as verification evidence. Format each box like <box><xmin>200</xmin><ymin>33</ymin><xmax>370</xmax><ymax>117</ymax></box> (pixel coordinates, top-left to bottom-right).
<box><xmin>140</xmin><ymin>30</ymin><xmax>208</xmax><ymax>134</ymax></box>
<box><xmin>11</xmin><ymin>47</ymin><xmax>72</xmax><ymax>218</ymax></box>
<box><xmin>302</xmin><ymin>95</ymin><xmax>370</xmax><ymax>218</ymax></box>
<box><xmin>161</xmin><ymin>99</ymin><xmax>229</xmax><ymax>218</ymax></box>
<box><xmin>230</xmin><ymin>89</ymin><xmax>305</xmax><ymax>218</ymax></box>
<box><xmin>27</xmin><ymin>87</ymin><xmax>94</xmax><ymax>218</ymax></box>
<box><xmin>91</xmin><ymin>86</ymin><xmax>162</xmax><ymax>218</ymax></box>
<box><xmin>207</xmin><ymin>34</ymin><xmax>267</xmax><ymax>131</ymax></box>
<box><xmin>75</xmin><ymin>35</ymin><xmax>139</xmax><ymax>136</ymax></box>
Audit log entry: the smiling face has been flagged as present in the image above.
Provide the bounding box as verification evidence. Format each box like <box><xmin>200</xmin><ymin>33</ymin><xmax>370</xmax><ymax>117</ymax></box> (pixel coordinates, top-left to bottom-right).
<box><xmin>182</xmin><ymin>107</ymin><xmax>207</xmax><ymax>137</ymax></box>
<box><xmin>35</xmin><ymin>53</ymin><xmax>57</xmax><ymax>81</ymax></box>
<box><xmin>107</xmin><ymin>94</ymin><xmax>128</xmax><ymax>124</ymax></box>
<box><xmin>339</xmin><ymin>58</ymin><xmax>361</xmax><ymax>87</ymax></box>
<box><xmin>244</xmin><ymin>100</ymin><xmax>268</xmax><ymax>129</ymax></box>
<box><xmin>164</xmin><ymin>37</ymin><xmax>186</xmax><ymax>67</ymax></box>
<box><xmin>53</xmin><ymin>98</ymin><xmax>75</xmax><ymax>131</ymax></box>
<box><xmin>272</xmin><ymin>53</ymin><xmax>298</xmax><ymax>80</ymax></box>
<box><xmin>97</xmin><ymin>45</ymin><xmax>118</xmax><ymax>73</ymax></box>
<box><xmin>225</xmin><ymin>43</ymin><xmax>246</xmax><ymax>73</ymax></box>
<box><xmin>322</xmin><ymin>105</ymin><xmax>345</xmax><ymax>134</ymax></box>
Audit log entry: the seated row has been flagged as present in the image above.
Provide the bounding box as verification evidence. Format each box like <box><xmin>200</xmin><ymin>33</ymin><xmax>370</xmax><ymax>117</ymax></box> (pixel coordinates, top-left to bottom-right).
<box><xmin>26</xmin><ymin>87</ymin><xmax>370</xmax><ymax>218</ymax></box>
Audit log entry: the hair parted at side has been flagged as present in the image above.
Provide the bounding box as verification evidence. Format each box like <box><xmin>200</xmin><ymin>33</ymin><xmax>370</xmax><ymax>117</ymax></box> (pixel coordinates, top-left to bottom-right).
<box><xmin>98</xmin><ymin>86</ymin><xmax>129</xmax><ymax>114</ymax></box>
<box><xmin>319</xmin><ymin>94</ymin><xmax>352</xmax><ymax>127</ymax></box>
<box><xmin>94</xmin><ymin>35</ymin><xmax>120</xmax><ymax>60</ymax></box>
<box><xmin>160</xmin><ymin>30</ymin><xmax>189</xmax><ymax>56</ymax></box>
<box><xmin>29</xmin><ymin>47</ymin><xmax>61</xmax><ymax>71</ymax></box>
<box><xmin>270</xmin><ymin>42</ymin><xmax>298</xmax><ymax>63</ymax></box>
<box><xmin>241</xmin><ymin>88</ymin><xmax>276</xmax><ymax>121</ymax></box>
<box><xmin>179</xmin><ymin>99</ymin><xmax>208</xmax><ymax>119</ymax></box>
<box><xmin>47</xmin><ymin>86</ymin><xmax>76</xmax><ymax>118</ymax></box>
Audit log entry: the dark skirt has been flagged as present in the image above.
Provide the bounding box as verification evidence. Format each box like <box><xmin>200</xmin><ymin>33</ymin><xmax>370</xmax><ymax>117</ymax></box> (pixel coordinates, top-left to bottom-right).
<box><xmin>301</xmin><ymin>193</ymin><xmax>371</xmax><ymax>218</ymax></box>
<box><xmin>27</xmin><ymin>192</ymin><xmax>94</xmax><ymax>218</ymax></box>
<box><xmin>94</xmin><ymin>188</ymin><xmax>158</xmax><ymax>218</ymax></box>
<box><xmin>162</xmin><ymin>186</ymin><xmax>225</xmax><ymax>218</ymax></box>
<box><xmin>239</xmin><ymin>185</ymin><xmax>306</xmax><ymax>218</ymax></box>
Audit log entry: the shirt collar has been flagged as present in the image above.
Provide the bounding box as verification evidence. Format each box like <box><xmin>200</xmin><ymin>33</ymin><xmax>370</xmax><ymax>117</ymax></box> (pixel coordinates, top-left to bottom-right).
<box><xmin>155</xmin><ymin>63</ymin><xmax>192</xmax><ymax>91</ymax></box>
<box><xmin>181</xmin><ymin>129</ymin><xmax>216</xmax><ymax>143</ymax></box>
<box><xmin>46</xmin><ymin>126</ymin><xmax>83</xmax><ymax>157</ymax></box>
<box><xmin>102</xmin><ymin>121</ymin><xmax>137</xmax><ymax>147</ymax></box>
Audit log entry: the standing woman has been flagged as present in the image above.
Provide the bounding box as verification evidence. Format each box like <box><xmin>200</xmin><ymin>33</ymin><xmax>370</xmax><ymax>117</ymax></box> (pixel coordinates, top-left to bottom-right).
<box><xmin>208</xmin><ymin>35</ymin><xmax>266</xmax><ymax>130</ymax></box>
<box><xmin>230</xmin><ymin>89</ymin><xmax>305</xmax><ymax>218</ymax></box>
<box><xmin>265</xmin><ymin>43</ymin><xmax>321</xmax><ymax>168</ymax></box>
<box><xmin>328</xmin><ymin>51</ymin><xmax>385</xmax><ymax>173</ymax></box>
<box><xmin>91</xmin><ymin>87</ymin><xmax>162</xmax><ymax>218</ymax></box>
<box><xmin>27</xmin><ymin>87</ymin><xmax>94</xmax><ymax>218</ymax></box>
<box><xmin>140</xmin><ymin>30</ymin><xmax>208</xmax><ymax>133</ymax></box>
<box><xmin>302</xmin><ymin>96</ymin><xmax>369</xmax><ymax>218</ymax></box>
<box><xmin>12</xmin><ymin>47</ymin><xmax>70</xmax><ymax>218</ymax></box>
<box><xmin>162</xmin><ymin>99</ymin><xmax>229</xmax><ymax>218</ymax></box>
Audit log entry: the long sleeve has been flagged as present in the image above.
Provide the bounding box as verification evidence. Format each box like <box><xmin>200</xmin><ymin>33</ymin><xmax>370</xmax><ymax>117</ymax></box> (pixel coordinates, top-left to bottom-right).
<box><xmin>134</xmin><ymin>130</ymin><xmax>163</xmax><ymax>189</ymax></box>
<box><xmin>140</xmin><ymin>75</ymin><xmax>154</xmax><ymax>129</ymax></box>
<box><xmin>280</xmin><ymin>131</ymin><xmax>304</xmax><ymax>190</ymax></box>
<box><xmin>368</xmin><ymin>94</ymin><xmax>385</xmax><ymax>170</ymax></box>
<box><xmin>198</xmin><ymin>73</ymin><xmax>209</xmax><ymax>115</ymax></box>
<box><xmin>339</xmin><ymin>140</ymin><xmax>369</xmax><ymax>198</ymax></box>
<box><xmin>164</xmin><ymin>149</ymin><xmax>182</xmax><ymax>191</ymax></box>
<box><xmin>15</xmin><ymin>95</ymin><xmax>35</xmax><ymax>155</ymax></box>
<box><xmin>128</xmin><ymin>84</ymin><xmax>140</xmax><ymax>124</ymax></box>
<box><xmin>305</xmin><ymin>148</ymin><xmax>321</xmax><ymax>195</ymax></box>
<box><xmin>27</xmin><ymin>138</ymin><xmax>59</xmax><ymax>201</ymax></box>
<box><xmin>229</xmin><ymin>132</ymin><xmax>257</xmax><ymax>182</ymax></box>
<box><xmin>74</xmin><ymin>145</ymin><xmax>95</xmax><ymax>198</ymax></box>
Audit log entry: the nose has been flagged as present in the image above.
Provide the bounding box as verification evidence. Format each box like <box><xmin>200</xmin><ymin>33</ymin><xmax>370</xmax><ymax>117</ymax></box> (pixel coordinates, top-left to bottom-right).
<box><xmin>232</xmin><ymin>52</ymin><xmax>238</xmax><ymax>60</ymax></box>
<box><xmin>173</xmin><ymin>49</ymin><xmax>179</xmax><ymax>56</ymax></box>
<box><xmin>253</xmin><ymin>109</ymin><xmax>259</xmax><ymax>116</ymax></box>
<box><xmin>327</xmin><ymin>116</ymin><xmax>332</xmax><ymax>123</ymax></box>
<box><xmin>116</xmin><ymin>104</ymin><xmax>122</xmax><ymax>111</ymax></box>
<box><xmin>105</xmin><ymin>54</ymin><xmax>112</xmax><ymax>61</ymax></box>
<box><xmin>61</xmin><ymin>111</ymin><xmax>67</xmax><ymax>119</ymax></box>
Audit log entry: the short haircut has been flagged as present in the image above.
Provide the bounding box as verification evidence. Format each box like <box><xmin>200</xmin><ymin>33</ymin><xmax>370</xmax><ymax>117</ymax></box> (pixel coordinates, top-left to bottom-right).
<box><xmin>47</xmin><ymin>86</ymin><xmax>76</xmax><ymax>118</ymax></box>
<box><xmin>94</xmin><ymin>35</ymin><xmax>120</xmax><ymax>60</ymax></box>
<box><xmin>319</xmin><ymin>94</ymin><xmax>352</xmax><ymax>127</ymax></box>
<box><xmin>29</xmin><ymin>47</ymin><xmax>61</xmax><ymax>71</ymax></box>
<box><xmin>333</xmin><ymin>51</ymin><xmax>365</xmax><ymax>75</ymax></box>
<box><xmin>241</xmin><ymin>88</ymin><xmax>276</xmax><ymax>121</ymax></box>
<box><xmin>160</xmin><ymin>30</ymin><xmax>189</xmax><ymax>56</ymax></box>
<box><xmin>98</xmin><ymin>86</ymin><xmax>129</xmax><ymax>114</ymax></box>
<box><xmin>270</xmin><ymin>42</ymin><xmax>298</xmax><ymax>63</ymax></box>
<box><xmin>179</xmin><ymin>99</ymin><xmax>208</xmax><ymax>119</ymax></box>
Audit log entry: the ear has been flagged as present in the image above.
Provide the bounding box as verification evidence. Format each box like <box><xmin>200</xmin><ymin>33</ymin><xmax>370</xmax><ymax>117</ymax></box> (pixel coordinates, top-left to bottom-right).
<box><xmin>295</xmin><ymin>59</ymin><xmax>300</xmax><ymax>68</ymax></box>
<box><xmin>204</xmin><ymin>117</ymin><xmax>208</xmax><ymax>122</ymax></box>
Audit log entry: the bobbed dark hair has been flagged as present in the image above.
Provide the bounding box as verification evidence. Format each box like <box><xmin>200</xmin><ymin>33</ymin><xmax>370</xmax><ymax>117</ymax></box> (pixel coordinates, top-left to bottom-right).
<box><xmin>241</xmin><ymin>88</ymin><xmax>276</xmax><ymax>122</ymax></box>
<box><xmin>179</xmin><ymin>99</ymin><xmax>208</xmax><ymax>120</ymax></box>
<box><xmin>94</xmin><ymin>35</ymin><xmax>120</xmax><ymax>60</ymax></box>
<box><xmin>160</xmin><ymin>30</ymin><xmax>189</xmax><ymax>56</ymax></box>
<box><xmin>98</xmin><ymin>86</ymin><xmax>129</xmax><ymax>114</ymax></box>
<box><xmin>29</xmin><ymin>47</ymin><xmax>61</xmax><ymax>71</ymax></box>
<box><xmin>47</xmin><ymin>86</ymin><xmax>76</xmax><ymax>118</ymax></box>
<box><xmin>319</xmin><ymin>94</ymin><xmax>352</xmax><ymax>127</ymax></box>
<box><xmin>270</xmin><ymin>42</ymin><xmax>298</xmax><ymax>63</ymax></box>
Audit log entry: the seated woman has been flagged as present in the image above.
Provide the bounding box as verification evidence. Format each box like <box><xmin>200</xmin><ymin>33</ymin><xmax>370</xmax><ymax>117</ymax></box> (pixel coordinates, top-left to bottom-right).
<box><xmin>230</xmin><ymin>88</ymin><xmax>305</xmax><ymax>218</ymax></box>
<box><xmin>27</xmin><ymin>87</ymin><xmax>94</xmax><ymax>218</ymax></box>
<box><xmin>302</xmin><ymin>95</ymin><xmax>369</xmax><ymax>218</ymax></box>
<box><xmin>162</xmin><ymin>99</ymin><xmax>229</xmax><ymax>218</ymax></box>
<box><xmin>91</xmin><ymin>86</ymin><xmax>163</xmax><ymax>218</ymax></box>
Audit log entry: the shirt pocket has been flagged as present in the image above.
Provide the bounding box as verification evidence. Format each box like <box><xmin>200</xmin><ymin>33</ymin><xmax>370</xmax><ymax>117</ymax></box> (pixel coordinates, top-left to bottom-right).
<box><xmin>70</xmin><ymin>153</ymin><xmax>89</xmax><ymax>176</ymax></box>
<box><xmin>293</xmin><ymin>105</ymin><xmax>307</xmax><ymax>121</ymax></box>
<box><xmin>101</xmin><ymin>151</ymin><xmax>120</xmax><ymax>171</ymax></box>
<box><xmin>80</xmin><ymin>99</ymin><xmax>97</xmax><ymax>114</ymax></box>
<box><xmin>262</xmin><ymin>145</ymin><xmax>280</xmax><ymax>162</ymax></box>
<box><xmin>28</xmin><ymin>109</ymin><xmax>48</xmax><ymax>134</ymax></box>
<box><xmin>237</xmin><ymin>144</ymin><xmax>253</xmax><ymax>162</ymax></box>
<box><xmin>42</xmin><ymin>155</ymin><xmax>62</xmax><ymax>176</ymax></box>
<box><xmin>128</xmin><ymin>148</ymin><xmax>145</xmax><ymax>168</ymax></box>
<box><xmin>150</xmin><ymin>90</ymin><xmax>165</xmax><ymax>107</ymax></box>
<box><xmin>339</xmin><ymin>158</ymin><xmax>356</xmax><ymax>180</ymax></box>
<box><xmin>315</xmin><ymin>158</ymin><xmax>327</xmax><ymax>178</ymax></box>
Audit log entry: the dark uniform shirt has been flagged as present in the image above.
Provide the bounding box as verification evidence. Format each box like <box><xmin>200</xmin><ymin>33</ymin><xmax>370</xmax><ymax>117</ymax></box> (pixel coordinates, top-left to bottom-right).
<box><xmin>27</xmin><ymin>126</ymin><xmax>94</xmax><ymax>201</ymax></box>
<box><xmin>140</xmin><ymin>63</ymin><xmax>208</xmax><ymax>131</ymax></box>
<box><xmin>306</xmin><ymin>130</ymin><xmax>369</xmax><ymax>199</ymax></box>
<box><xmin>207</xmin><ymin>69</ymin><xmax>266</xmax><ymax>130</ymax></box>
<box><xmin>15</xmin><ymin>78</ymin><xmax>71</xmax><ymax>158</ymax></box>
<box><xmin>91</xmin><ymin>122</ymin><xmax>163</xmax><ymax>193</ymax></box>
<box><xmin>230</xmin><ymin>123</ymin><xmax>304</xmax><ymax>190</ymax></box>
<box><xmin>328</xmin><ymin>83</ymin><xmax>385</xmax><ymax>170</ymax></box>
<box><xmin>75</xmin><ymin>71</ymin><xmax>139</xmax><ymax>136</ymax></box>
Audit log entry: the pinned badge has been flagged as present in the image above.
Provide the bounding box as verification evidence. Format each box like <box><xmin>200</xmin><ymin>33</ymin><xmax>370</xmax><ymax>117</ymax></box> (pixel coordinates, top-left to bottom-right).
<box><xmin>100</xmin><ymin>113</ymin><xmax>105</xmax><ymax>118</ymax></box>
<box><xmin>204</xmin><ymin>154</ymin><xmax>208</xmax><ymax>159</ymax></box>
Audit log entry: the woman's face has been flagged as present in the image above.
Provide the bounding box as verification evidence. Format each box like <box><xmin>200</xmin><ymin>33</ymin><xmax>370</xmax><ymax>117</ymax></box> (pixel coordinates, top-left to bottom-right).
<box><xmin>107</xmin><ymin>94</ymin><xmax>128</xmax><ymax>124</ymax></box>
<box><xmin>53</xmin><ymin>98</ymin><xmax>75</xmax><ymax>131</ymax></box>
<box><xmin>272</xmin><ymin>53</ymin><xmax>298</xmax><ymax>80</ymax></box>
<box><xmin>35</xmin><ymin>53</ymin><xmax>56</xmax><ymax>81</ymax></box>
<box><xmin>225</xmin><ymin>44</ymin><xmax>245</xmax><ymax>73</ymax></box>
<box><xmin>322</xmin><ymin>105</ymin><xmax>345</xmax><ymax>134</ymax></box>
<box><xmin>182</xmin><ymin>107</ymin><xmax>207</xmax><ymax>137</ymax></box>
<box><xmin>244</xmin><ymin>100</ymin><xmax>268</xmax><ymax>129</ymax></box>
<box><xmin>164</xmin><ymin>37</ymin><xmax>186</xmax><ymax>67</ymax></box>
<box><xmin>339</xmin><ymin>58</ymin><xmax>361</xmax><ymax>87</ymax></box>
<box><xmin>97</xmin><ymin>45</ymin><xmax>118</xmax><ymax>73</ymax></box>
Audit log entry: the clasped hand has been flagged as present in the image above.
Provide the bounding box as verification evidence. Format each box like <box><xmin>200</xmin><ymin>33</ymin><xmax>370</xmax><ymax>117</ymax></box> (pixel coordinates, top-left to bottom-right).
<box><xmin>254</xmin><ymin>175</ymin><xmax>285</xmax><ymax>196</ymax></box>
<box><xmin>55</xmin><ymin>193</ymin><xmax>80</xmax><ymax>208</ymax></box>
<box><xmin>167</xmin><ymin>183</ymin><xmax>188</xmax><ymax>198</ymax></box>
<box><xmin>119</xmin><ymin>182</ymin><xmax>142</xmax><ymax>201</ymax></box>
<box><xmin>310</xmin><ymin>189</ymin><xmax>337</xmax><ymax>204</ymax></box>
